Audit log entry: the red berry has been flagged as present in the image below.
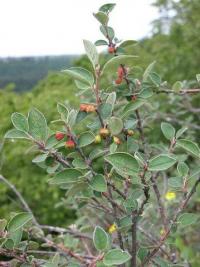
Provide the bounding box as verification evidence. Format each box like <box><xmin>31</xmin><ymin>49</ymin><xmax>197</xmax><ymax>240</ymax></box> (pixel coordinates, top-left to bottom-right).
<box><xmin>131</xmin><ymin>95</ymin><xmax>137</xmax><ymax>101</ymax></box>
<box><xmin>55</xmin><ymin>132</ymin><xmax>65</xmax><ymax>141</ymax></box>
<box><xmin>108</xmin><ymin>46</ymin><xmax>115</xmax><ymax>54</ymax></box>
<box><xmin>65</xmin><ymin>140</ymin><xmax>75</xmax><ymax>149</ymax></box>
<box><xmin>115</xmin><ymin>77</ymin><xmax>123</xmax><ymax>85</ymax></box>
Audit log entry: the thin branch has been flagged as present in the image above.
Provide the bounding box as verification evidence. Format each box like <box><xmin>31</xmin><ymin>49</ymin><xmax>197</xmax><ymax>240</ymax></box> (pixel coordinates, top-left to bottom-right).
<box><xmin>141</xmin><ymin>176</ymin><xmax>200</xmax><ymax>266</ymax></box>
<box><xmin>0</xmin><ymin>175</ymin><xmax>39</xmax><ymax>226</ymax></box>
<box><xmin>157</xmin><ymin>88</ymin><xmax>200</xmax><ymax>95</ymax></box>
<box><xmin>150</xmin><ymin>174</ymin><xmax>168</xmax><ymax>231</ymax></box>
<box><xmin>40</xmin><ymin>225</ymin><xmax>91</xmax><ymax>240</ymax></box>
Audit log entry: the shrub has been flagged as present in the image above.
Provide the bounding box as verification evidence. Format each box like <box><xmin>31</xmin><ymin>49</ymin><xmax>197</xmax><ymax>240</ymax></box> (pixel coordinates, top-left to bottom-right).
<box><xmin>1</xmin><ymin>3</ymin><xmax>200</xmax><ymax>266</ymax></box>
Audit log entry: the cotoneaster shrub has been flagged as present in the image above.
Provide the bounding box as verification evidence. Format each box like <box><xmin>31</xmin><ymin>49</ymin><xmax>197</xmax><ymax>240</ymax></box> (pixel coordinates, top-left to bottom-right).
<box><xmin>1</xmin><ymin>3</ymin><xmax>200</xmax><ymax>267</ymax></box>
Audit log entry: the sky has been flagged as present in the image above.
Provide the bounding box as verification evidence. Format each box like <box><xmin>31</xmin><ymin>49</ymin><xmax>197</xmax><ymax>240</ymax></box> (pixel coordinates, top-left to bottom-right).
<box><xmin>0</xmin><ymin>0</ymin><xmax>158</xmax><ymax>57</ymax></box>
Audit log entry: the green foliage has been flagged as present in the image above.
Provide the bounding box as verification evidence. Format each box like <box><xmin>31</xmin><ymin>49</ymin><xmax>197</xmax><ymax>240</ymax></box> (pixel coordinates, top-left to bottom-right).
<box><xmin>0</xmin><ymin>1</ymin><xmax>200</xmax><ymax>266</ymax></box>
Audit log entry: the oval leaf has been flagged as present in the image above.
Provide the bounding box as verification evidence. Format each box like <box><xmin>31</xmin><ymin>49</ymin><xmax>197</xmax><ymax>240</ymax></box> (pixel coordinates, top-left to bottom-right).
<box><xmin>161</xmin><ymin>122</ymin><xmax>175</xmax><ymax>141</ymax></box>
<box><xmin>83</xmin><ymin>39</ymin><xmax>99</xmax><ymax>68</ymax></box>
<box><xmin>5</xmin><ymin>129</ymin><xmax>30</xmax><ymax>139</ymax></box>
<box><xmin>103</xmin><ymin>249</ymin><xmax>131</xmax><ymax>266</ymax></box>
<box><xmin>89</xmin><ymin>174</ymin><xmax>107</xmax><ymax>192</ymax></box>
<box><xmin>8</xmin><ymin>213</ymin><xmax>33</xmax><ymax>232</ymax></box>
<box><xmin>49</xmin><ymin>169</ymin><xmax>82</xmax><ymax>184</ymax></box>
<box><xmin>93</xmin><ymin>226</ymin><xmax>108</xmax><ymax>251</ymax></box>
<box><xmin>108</xmin><ymin>117</ymin><xmax>123</xmax><ymax>135</ymax></box>
<box><xmin>28</xmin><ymin>108</ymin><xmax>48</xmax><ymax>141</ymax></box>
<box><xmin>148</xmin><ymin>154</ymin><xmax>176</xmax><ymax>171</ymax></box>
<box><xmin>176</xmin><ymin>139</ymin><xmax>200</xmax><ymax>158</ymax></box>
<box><xmin>62</xmin><ymin>67</ymin><xmax>94</xmax><ymax>86</ymax></box>
<box><xmin>105</xmin><ymin>152</ymin><xmax>139</xmax><ymax>176</ymax></box>
<box><xmin>78</xmin><ymin>131</ymin><xmax>95</xmax><ymax>147</ymax></box>
<box><xmin>11</xmin><ymin>113</ymin><xmax>28</xmax><ymax>132</ymax></box>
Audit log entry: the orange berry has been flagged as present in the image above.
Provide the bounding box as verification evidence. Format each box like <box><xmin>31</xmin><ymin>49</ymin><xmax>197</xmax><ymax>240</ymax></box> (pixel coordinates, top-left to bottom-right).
<box><xmin>85</xmin><ymin>104</ymin><xmax>96</xmax><ymax>113</ymax></box>
<box><xmin>113</xmin><ymin>136</ymin><xmax>121</xmax><ymax>145</ymax></box>
<box><xmin>99</xmin><ymin>128</ymin><xmax>110</xmax><ymax>138</ymax></box>
<box><xmin>108</xmin><ymin>46</ymin><xmax>115</xmax><ymax>54</ymax></box>
<box><xmin>65</xmin><ymin>140</ymin><xmax>75</xmax><ymax>149</ymax></box>
<box><xmin>115</xmin><ymin>77</ymin><xmax>123</xmax><ymax>85</ymax></box>
<box><xmin>80</xmin><ymin>104</ymin><xmax>87</xmax><ymax>112</ymax></box>
<box><xmin>127</xmin><ymin>130</ymin><xmax>134</xmax><ymax>136</ymax></box>
<box><xmin>55</xmin><ymin>132</ymin><xmax>65</xmax><ymax>141</ymax></box>
<box><xmin>117</xmin><ymin>66</ymin><xmax>124</xmax><ymax>78</ymax></box>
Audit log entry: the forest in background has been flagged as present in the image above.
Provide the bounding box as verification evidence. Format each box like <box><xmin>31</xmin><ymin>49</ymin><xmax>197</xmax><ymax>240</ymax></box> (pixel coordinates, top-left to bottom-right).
<box><xmin>0</xmin><ymin>0</ymin><xmax>200</xmax><ymax>264</ymax></box>
<box><xmin>0</xmin><ymin>55</ymin><xmax>76</xmax><ymax>92</ymax></box>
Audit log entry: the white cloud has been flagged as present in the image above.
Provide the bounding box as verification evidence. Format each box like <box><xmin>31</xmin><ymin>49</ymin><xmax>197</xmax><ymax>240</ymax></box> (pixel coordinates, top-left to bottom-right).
<box><xmin>0</xmin><ymin>0</ymin><xmax>158</xmax><ymax>57</ymax></box>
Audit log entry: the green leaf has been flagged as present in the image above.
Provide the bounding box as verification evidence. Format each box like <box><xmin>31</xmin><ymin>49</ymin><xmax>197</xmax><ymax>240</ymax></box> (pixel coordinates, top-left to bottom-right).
<box><xmin>78</xmin><ymin>131</ymin><xmax>95</xmax><ymax>147</ymax></box>
<box><xmin>178</xmin><ymin>213</ymin><xmax>199</xmax><ymax>226</ymax></box>
<box><xmin>106</xmin><ymin>92</ymin><xmax>116</xmax><ymax>111</ymax></box>
<box><xmin>93</xmin><ymin>12</ymin><xmax>108</xmax><ymax>25</ymax></box>
<box><xmin>172</xmin><ymin>81</ymin><xmax>182</xmax><ymax>92</ymax></box>
<box><xmin>148</xmin><ymin>154</ymin><xmax>176</xmax><ymax>171</ymax></box>
<box><xmin>143</xmin><ymin>61</ymin><xmax>156</xmax><ymax>81</ymax></box>
<box><xmin>62</xmin><ymin>67</ymin><xmax>94</xmax><ymax>86</ymax></box>
<box><xmin>68</xmin><ymin>109</ymin><xmax>78</xmax><ymax>128</ymax></box>
<box><xmin>57</xmin><ymin>103</ymin><xmax>69</xmax><ymax>122</ymax></box>
<box><xmin>9</xmin><ymin>228</ymin><xmax>23</xmax><ymax>246</ymax></box>
<box><xmin>196</xmin><ymin>74</ymin><xmax>200</xmax><ymax>83</ymax></box>
<box><xmin>103</xmin><ymin>249</ymin><xmax>131</xmax><ymax>266</ymax></box>
<box><xmin>122</xmin><ymin>100</ymin><xmax>145</xmax><ymax>117</ymax></box>
<box><xmin>5</xmin><ymin>129</ymin><xmax>30</xmax><ymax>139</ymax></box>
<box><xmin>99</xmin><ymin>3</ymin><xmax>116</xmax><ymax>13</ymax></box>
<box><xmin>32</xmin><ymin>153</ymin><xmax>48</xmax><ymax>163</ymax></box>
<box><xmin>0</xmin><ymin>219</ymin><xmax>7</xmax><ymax>231</ymax></box>
<box><xmin>108</xmin><ymin>117</ymin><xmax>123</xmax><ymax>135</ymax></box>
<box><xmin>119</xmin><ymin>40</ymin><xmax>138</xmax><ymax>49</ymax></box>
<box><xmin>28</xmin><ymin>108</ymin><xmax>48</xmax><ymax>141</ymax></box>
<box><xmin>149</xmin><ymin>72</ymin><xmax>161</xmax><ymax>86</ymax></box>
<box><xmin>7</xmin><ymin>213</ymin><xmax>33</xmax><ymax>232</ymax></box>
<box><xmin>72</xmin><ymin>158</ymin><xmax>88</xmax><ymax>169</ymax></box>
<box><xmin>161</xmin><ymin>122</ymin><xmax>175</xmax><ymax>141</ymax></box>
<box><xmin>100</xmin><ymin>26</ymin><xmax>115</xmax><ymax>41</ymax></box>
<box><xmin>102</xmin><ymin>55</ymin><xmax>138</xmax><ymax>75</ymax></box>
<box><xmin>176</xmin><ymin>127</ymin><xmax>188</xmax><ymax>139</ymax></box>
<box><xmin>105</xmin><ymin>152</ymin><xmax>139</xmax><ymax>176</ymax></box>
<box><xmin>49</xmin><ymin>169</ymin><xmax>82</xmax><ymax>184</ymax></box>
<box><xmin>93</xmin><ymin>226</ymin><xmax>108</xmax><ymax>251</ymax></box>
<box><xmin>89</xmin><ymin>174</ymin><xmax>107</xmax><ymax>192</ymax></box>
<box><xmin>168</xmin><ymin>177</ymin><xmax>183</xmax><ymax>188</ymax></box>
<box><xmin>83</xmin><ymin>39</ymin><xmax>99</xmax><ymax>69</ymax></box>
<box><xmin>95</xmin><ymin>40</ymin><xmax>108</xmax><ymax>46</ymax></box>
<box><xmin>99</xmin><ymin>103</ymin><xmax>112</xmax><ymax>119</ymax></box>
<box><xmin>177</xmin><ymin>162</ymin><xmax>189</xmax><ymax>177</ymax></box>
<box><xmin>11</xmin><ymin>113</ymin><xmax>28</xmax><ymax>132</ymax></box>
<box><xmin>176</xmin><ymin>139</ymin><xmax>200</xmax><ymax>158</ymax></box>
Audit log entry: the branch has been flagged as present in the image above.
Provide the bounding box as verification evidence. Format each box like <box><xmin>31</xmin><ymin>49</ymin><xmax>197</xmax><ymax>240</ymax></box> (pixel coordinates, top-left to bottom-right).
<box><xmin>150</xmin><ymin>174</ymin><xmax>168</xmax><ymax>231</ymax></box>
<box><xmin>141</xmin><ymin>176</ymin><xmax>200</xmax><ymax>266</ymax></box>
<box><xmin>0</xmin><ymin>175</ymin><xmax>39</xmax><ymax>226</ymax></box>
<box><xmin>157</xmin><ymin>88</ymin><xmax>200</xmax><ymax>95</ymax></box>
<box><xmin>40</xmin><ymin>225</ymin><xmax>92</xmax><ymax>240</ymax></box>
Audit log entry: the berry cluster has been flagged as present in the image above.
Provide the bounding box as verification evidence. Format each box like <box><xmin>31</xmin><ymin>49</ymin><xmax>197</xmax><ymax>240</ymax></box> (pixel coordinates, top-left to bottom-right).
<box><xmin>80</xmin><ymin>103</ymin><xmax>96</xmax><ymax>113</ymax></box>
<box><xmin>55</xmin><ymin>132</ymin><xmax>75</xmax><ymax>149</ymax></box>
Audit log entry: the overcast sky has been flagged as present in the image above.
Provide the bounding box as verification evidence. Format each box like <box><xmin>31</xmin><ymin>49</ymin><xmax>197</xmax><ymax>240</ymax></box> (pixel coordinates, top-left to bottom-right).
<box><xmin>0</xmin><ymin>0</ymin><xmax>158</xmax><ymax>57</ymax></box>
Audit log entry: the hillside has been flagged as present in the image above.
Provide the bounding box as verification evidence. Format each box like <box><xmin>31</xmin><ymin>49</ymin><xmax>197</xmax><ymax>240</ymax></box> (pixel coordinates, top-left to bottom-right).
<box><xmin>0</xmin><ymin>55</ymin><xmax>77</xmax><ymax>92</ymax></box>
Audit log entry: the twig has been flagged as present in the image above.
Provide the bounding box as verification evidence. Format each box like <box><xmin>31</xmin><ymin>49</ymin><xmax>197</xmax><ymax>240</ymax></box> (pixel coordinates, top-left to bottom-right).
<box><xmin>150</xmin><ymin>174</ymin><xmax>168</xmax><ymax>231</ymax></box>
<box><xmin>0</xmin><ymin>175</ymin><xmax>39</xmax><ymax>226</ymax></box>
<box><xmin>141</xmin><ymin>176</ymin><xmax>200</xmax><ymax>266</ymax></box>
<box><xmin>40</xmin><ymin>225</ymin><xmax>91</xmax><ymax>240</ymax></box>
